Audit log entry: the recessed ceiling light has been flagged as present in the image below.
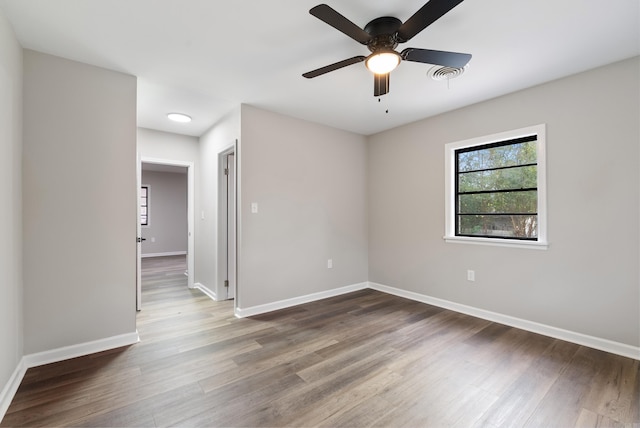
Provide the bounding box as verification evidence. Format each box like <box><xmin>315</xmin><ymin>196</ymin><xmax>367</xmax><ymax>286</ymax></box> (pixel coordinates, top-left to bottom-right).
<box><xmin>167</xmin><ymin>113</ymin><xmax>192</xmax><ymax>123</ymax></box>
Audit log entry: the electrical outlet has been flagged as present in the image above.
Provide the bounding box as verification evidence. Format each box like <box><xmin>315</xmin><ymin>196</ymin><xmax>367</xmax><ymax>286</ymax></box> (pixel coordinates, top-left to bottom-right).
<box><xmin>467</xmin><ymin>270</ymin><xmax>475</xmax><ymax>281</ymax></box>
<box><xmin>251</xmin><ymin>202</ymin><xmax>258</xmax><ymax>214</ymax></box>
<box><xmin>327</xmin><ymin>259</ymin><xmax>333</xmax><ymax>269</ymax></box>
<box><xmin>151</xmin><ymin>237</ymin><xmax>156</xmax><ymax>243</ymax></box>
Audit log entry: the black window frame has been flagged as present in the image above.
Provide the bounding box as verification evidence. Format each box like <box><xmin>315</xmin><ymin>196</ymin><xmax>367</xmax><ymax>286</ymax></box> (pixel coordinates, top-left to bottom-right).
<box><xmin>454</xmin><ymin>135</ymin><xmax>538</xmax><ymax>241</ymax></box>
<box><xmin>140</xmin><ymin>185</ymin><xmax>149</xmax><ymax>226</ymax></box>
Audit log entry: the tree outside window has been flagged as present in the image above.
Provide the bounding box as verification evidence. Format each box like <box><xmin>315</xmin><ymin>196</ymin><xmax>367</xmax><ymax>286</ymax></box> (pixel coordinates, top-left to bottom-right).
<box><xmin>456</xmin><ymin>137</ymin><xmax>538</xmax><ymax>239</ymax></box>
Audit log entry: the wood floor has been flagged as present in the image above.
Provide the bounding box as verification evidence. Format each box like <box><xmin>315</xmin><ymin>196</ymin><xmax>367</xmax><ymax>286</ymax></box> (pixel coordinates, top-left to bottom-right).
<box><xmin>2</xmin><ymin>255</ymin><xmax>639</xmax><ymax>427</ymax></box>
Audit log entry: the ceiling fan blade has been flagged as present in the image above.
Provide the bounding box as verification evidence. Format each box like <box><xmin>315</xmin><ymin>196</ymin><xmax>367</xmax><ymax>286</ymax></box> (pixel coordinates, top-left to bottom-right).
<box><xmin>303</xmin><ymin>56</ymin><xmax>366</xmax><ymax>79</ymax></box>
<box><xmin>401</xmin><ymin>48</ymin><xmax>471</xmax><ymax>68</ymax></box>
<box><xmin>397</xmin><ymin>0</ymin><xmax>465</xmax><ymax>42</ymax></box>
<box><xmin>374</xmin><ymin>73</ymin><xmax>389</xmax><ymax>97</ymax></box>
<box><xmin>309</xmin><ymin>4</ymin><xmax>372</xmax><ymax>44</ymax></box>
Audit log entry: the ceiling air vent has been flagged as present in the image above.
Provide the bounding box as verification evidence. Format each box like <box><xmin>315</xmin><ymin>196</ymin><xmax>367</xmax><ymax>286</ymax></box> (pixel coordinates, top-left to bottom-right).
<box><xmin>428</xmin><ymin>65</ymin><xmax>466</xmax><ymax>81</ymax></box>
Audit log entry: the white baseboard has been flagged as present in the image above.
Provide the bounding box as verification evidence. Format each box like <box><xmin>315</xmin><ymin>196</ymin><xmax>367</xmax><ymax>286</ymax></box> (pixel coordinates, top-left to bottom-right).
<box><xmin>193</xmin><ymin>282</ymin><xmax>218</xmax><ymax>301</ymax></box>
<box><xmin>0</xmin><ymin>358</ymin><xmax>26</xmax><ymax>421</ymax></box>
<box><xmin>22</xmin><ymin>331</ymin><xmax>140</xmax><ymax>369</ymax></box>
<box><xmin>368</xmin><ymin>282</ymin><xmax>640</xmax><ymax>361</ymax></box>
<box><xmin>0</xmin><ymin>330</ymin><xmax>140</xmax><ymax>421</ymax></box>
<box><xmin>141</xmin><ymin>251</ymin><xmax>187</xmax><ymax>258</ymax></box>
<box><xmin>235</xmin><ymin>282</ymin><xmax>369</xmax><ymax>318</ymax></box>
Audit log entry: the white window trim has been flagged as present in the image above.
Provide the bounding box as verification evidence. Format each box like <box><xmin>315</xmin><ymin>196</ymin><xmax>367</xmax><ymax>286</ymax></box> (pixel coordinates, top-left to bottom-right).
<box><xmin>444</xmin><ymin>124</ymin><xmax>548</xmax><ymax>250</ymax></box>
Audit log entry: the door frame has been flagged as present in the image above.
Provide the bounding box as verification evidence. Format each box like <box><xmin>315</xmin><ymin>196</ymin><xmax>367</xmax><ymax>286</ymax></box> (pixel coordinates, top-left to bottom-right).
<box><xmin>217</xmin><ymin>143</ymin><xmax>237</xmax><ymax>301</ymax></box>
<box><xmin>137</xmin><ymin>156</ymin><xmax>195</xmax><ymax>310</ymax></box>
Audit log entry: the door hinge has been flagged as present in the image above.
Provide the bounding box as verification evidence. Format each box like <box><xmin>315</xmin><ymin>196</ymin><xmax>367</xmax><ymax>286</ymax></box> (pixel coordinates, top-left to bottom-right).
<box><xmin>224</xmin><ymin>280</ymin><xmax>229</xmax><ymax>288</ymax></box>
<box><xmin>224</xmin><ymin>168</ymin><xmax>229</xmax><ymax>176</ymax></box>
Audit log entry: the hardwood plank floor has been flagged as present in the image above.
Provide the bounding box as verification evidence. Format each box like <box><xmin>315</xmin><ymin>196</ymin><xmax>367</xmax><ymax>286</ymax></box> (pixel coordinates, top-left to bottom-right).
<box><xmin>2</xmin><ymin>255</ymin><xmax>639</xmax><ymax>427</ymax></box>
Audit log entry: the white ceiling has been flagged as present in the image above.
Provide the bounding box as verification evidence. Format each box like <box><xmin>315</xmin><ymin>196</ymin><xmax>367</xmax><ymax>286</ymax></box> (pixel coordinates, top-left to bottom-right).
<box><xmin>1</xmin><ymin>0</ymin><xmax>638</xmax><ymax>137</ymax></box>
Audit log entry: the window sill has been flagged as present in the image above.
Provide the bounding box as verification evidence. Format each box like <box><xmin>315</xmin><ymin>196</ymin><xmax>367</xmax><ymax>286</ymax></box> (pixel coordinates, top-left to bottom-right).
<box><xmin>444</xmin><ymin>235</ymin><xmax>548</xmax><ymax>250</ymax></box>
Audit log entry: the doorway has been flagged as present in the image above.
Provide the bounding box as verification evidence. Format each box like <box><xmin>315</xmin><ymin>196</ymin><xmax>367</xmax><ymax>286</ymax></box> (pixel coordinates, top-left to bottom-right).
<box><xmin>218</xmin><ymin>146</ymin><xmax>237</xmax><ymax>301</ymax></box>
<box><xmin>136</xmin><ymin>157</ymin><xmax>195</xmax><ymax>310</ymax></box>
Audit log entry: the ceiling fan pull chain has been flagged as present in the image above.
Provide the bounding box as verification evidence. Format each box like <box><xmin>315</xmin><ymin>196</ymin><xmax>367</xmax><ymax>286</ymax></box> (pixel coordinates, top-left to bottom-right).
<box><xmin>378</xmin><ymin>92</ymin><xmax>390</xmax><ymax>114</ymax></box>
<box><xmin>377</xmin><ymin>93</ymin><xmax>388</xmax><ymax>114</ymax></box>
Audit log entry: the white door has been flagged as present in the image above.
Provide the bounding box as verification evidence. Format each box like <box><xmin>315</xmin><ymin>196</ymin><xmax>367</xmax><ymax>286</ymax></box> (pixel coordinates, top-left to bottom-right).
<box><xmin>136</xmin><ymin>161</ymin><xmax>142</xmax><ymax>310</ymax></box>
<box><xmin>226</xmin><ymin>153</ymin><xmax>236</xmax><ymax>299</ymax></box>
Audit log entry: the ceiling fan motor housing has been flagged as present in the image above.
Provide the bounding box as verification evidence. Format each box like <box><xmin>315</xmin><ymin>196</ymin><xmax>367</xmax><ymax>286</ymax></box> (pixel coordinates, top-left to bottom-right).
<box><xmin>364</xmin><ymin>17</ymin><xmax>402</xmax><ymax>53</ymax></box>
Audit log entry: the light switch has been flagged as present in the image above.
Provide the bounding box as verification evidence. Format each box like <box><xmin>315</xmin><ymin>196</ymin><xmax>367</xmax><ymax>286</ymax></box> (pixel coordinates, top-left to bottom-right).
<box><xmin>251</xmin><ymin>202</ymin><xmax>258</xmax><ymax>214</ymax></box>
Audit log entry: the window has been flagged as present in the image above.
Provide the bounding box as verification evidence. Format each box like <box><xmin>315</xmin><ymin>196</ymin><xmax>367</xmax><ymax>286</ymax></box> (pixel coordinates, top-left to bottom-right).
<box><xmin>140</xmin><ymin>186</ymin><xmax>149</xmax><ymax>226</ymax></box>
<box><xmin>445</xmin><ymin>124</ymin><xmax>547</xmax><ymax>249</ymax></box>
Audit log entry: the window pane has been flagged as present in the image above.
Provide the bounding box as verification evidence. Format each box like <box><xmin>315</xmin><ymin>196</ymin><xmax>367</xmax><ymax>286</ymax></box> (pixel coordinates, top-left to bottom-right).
<box><xmin>140</xmin><ymin>215</ymin><xmax>147</xmax><ymax>225</ymax></box>
<box><xmin>140</xmin><ymin>197</ymin><xmax>147</xmax><ymax>206</ymax></box>
<box><xmin>141</xmin><ymin>187</ymin><xmax>147</xmax><ymax>197</ymax></box>
<box><xmin>458</xmin><ymin>165</ymin><xmax>537</xmax><ymax>193</ymax></box>
<box><xmin>458</xmin><ymin>190</ymin><xmax>537</xmax><ymax>214</ymax></box>
<box><xmin>140</xmin><ymin>207</ymin><xmax>147</xmax><ymax>215</ymax></box>
<box><xmin>458</xmin><ymin>214</ymin><xmax>538</xmax><ymax>239</ymax></box>
<box><xmin>458</xmin><ymin>140</ymin><xmax>537</xmax><ymax>172</ymax></box>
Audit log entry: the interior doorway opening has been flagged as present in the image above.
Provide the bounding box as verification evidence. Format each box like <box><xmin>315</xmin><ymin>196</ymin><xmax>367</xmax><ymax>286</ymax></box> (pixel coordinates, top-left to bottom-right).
<box><xmin>136</xmin><ymin>157</ymin><xmax>195</xmax><ymax>310</ymax></box>
<box><xmin>218</xmin><ymin>146</ymin><xmax>237</xmax><ymax>301</ymax></box>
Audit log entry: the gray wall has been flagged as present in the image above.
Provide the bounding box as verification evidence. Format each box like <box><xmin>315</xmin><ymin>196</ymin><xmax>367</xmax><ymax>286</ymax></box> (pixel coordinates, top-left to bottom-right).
<box><xmin>141</xmin><ymin>170</ymin><xmax>188</xmax><ymax>256</ymax></box>
<box><xmin>137</xmin><ymin>128</ymin><xmax>199</xmax><ymax>163</ymax></box>
<box><xmin>368</xmin><ymin>57</ymin><xmax>640</xmax><ymax>347</ymax></box>
<box><xmin>23</xmin><ymin>50</ymin><xmax>137</xmax><ymax>354</ymax></box>
<box><xmin>238</xmin><ymin>105</ymin><xmax>369</xmax><ymax>309</ymax></box>
<box><xmin>0</xmin><ymin>8</ymin><xmax>23</xmax><ymax>400</ymax></box>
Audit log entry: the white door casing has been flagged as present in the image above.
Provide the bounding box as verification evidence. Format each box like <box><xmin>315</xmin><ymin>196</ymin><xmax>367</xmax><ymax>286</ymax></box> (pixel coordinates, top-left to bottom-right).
<box><xmin>136</xmin><ymin>155</ymin><xmax>142</xmax><ymax>310</ymax></box>
<box><xmin>226</xmin><ymin>153</ymin><xmax>236</xmax><ymax>299</ymax></box>
<box><xmin>217</xmin><ymin>143</ymin><xmax>238</xmax><ymax>302</ymax></box>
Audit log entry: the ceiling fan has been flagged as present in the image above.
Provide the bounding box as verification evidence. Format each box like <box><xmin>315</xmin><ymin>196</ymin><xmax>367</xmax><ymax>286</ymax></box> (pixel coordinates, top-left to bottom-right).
<box><xmin>302</xmin><ymin>0</ymin><xmax>472</xmax><ymax>96</ymax></box>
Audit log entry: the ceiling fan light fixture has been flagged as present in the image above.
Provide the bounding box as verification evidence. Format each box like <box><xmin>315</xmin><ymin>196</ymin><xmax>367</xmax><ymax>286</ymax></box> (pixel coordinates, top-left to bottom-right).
<box><xmin>167</xmin><ymin>112</ymin><xmax>192</xmax><ymax>123</ymax></box>
<box><xmin>365</xmin><ymin>51</ymin><xmax>401</xmax><ymax>75</ymax></box>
